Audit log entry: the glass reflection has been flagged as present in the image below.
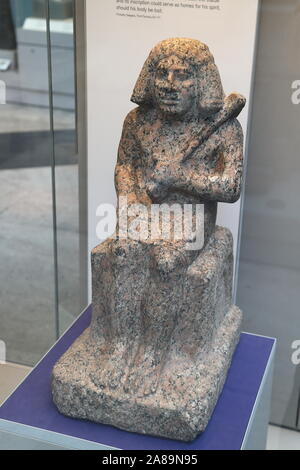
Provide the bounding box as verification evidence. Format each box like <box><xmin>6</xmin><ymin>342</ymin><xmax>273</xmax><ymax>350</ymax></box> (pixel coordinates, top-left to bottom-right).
<box><xmin>0</xmin><ymin>0</ymin><xmax>86</xmax><ymax>365</ymax></box>
<box><xmin>48</xmin><ymin>0</ymin><xmax>83</xmax><ymax>335</ymax></box>
<box><xmin>0</xmin><ymin>0</ymin><xmax>56</xmax><ymax>365</ymax></box>
<box><xmin>237</xmin><ymin>0</ymin><xmax>300</xmax><ymax>430</ymax></box>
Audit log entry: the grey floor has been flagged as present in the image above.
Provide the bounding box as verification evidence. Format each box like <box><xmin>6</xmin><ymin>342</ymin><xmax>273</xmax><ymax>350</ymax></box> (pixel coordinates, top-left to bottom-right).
<box><xmin>0</xmin><ymin>104</ymin><xmax>81</xmax><ymax>366</ymax></box>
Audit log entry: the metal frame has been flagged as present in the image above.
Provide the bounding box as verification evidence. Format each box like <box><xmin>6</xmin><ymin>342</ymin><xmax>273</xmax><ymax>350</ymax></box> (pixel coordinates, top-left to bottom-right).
<box><xmin>46</xmin><ymin>0</ymin><xmax>88</xmax><ymax>338</ymax></box>
<box><xmin>74</xmin><ymin>0</ymin><xmax>88</xmax><ymax>314</ymax></box>
<box><xmin>234</xmin><ymin>0</ymin><xmax>262</xmax><ymax>302</ymax></box>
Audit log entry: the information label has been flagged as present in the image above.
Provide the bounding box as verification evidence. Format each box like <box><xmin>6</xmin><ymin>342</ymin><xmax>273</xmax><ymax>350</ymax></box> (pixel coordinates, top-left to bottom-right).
<box><xmin>115</xmin><ymin>0</ymin><xmax>222</xmax><ymax>19</ymax></box>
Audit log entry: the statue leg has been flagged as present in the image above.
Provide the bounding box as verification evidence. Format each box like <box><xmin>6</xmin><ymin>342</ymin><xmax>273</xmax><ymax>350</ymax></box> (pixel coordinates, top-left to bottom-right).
<box><xmin>124</xmin><ymin>243</ymin><xmax>191</xmax><ymax>396</ymax></box>
<box><xmin>168</xmin><ymin>226</ymin><xmax>234</xmax><ymax>366</ymax></box>
<box><xmin>90</xmin><ymin>237</ymin><xmax>150</xmax><ymax>389</ymax></box>
<box><xmin>113</xmin><ymin>226</ymin><xmax>235</xmax><ymax>393</ymax></box>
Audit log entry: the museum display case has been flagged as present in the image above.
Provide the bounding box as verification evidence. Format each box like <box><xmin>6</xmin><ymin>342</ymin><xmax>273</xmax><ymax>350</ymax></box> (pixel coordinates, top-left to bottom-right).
<box><xmin>0</xmin><ymin>0</ymin><xmax>87</xmax><ymax>367</ymax></box>
<box><xmin>0</xmin><ymin>0</ymin><xmax>300</xmax><ymax>450</ymax></box>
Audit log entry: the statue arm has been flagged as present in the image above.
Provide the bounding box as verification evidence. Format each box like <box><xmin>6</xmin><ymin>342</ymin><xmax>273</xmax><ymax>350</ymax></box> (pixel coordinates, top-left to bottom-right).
<box><xmin>204</xmin><ymin>119</ymin><xmax>244</xmax><ymax>203</ymax></box>
<box><xmin>115</xmin><ymin>112</ymin><xmax>150</xmax><ymax>206</ymax></box>
<box><xmin>173</xmin><ymin>120</ymin><xmax>244</xmax><ymax>203</ymax></box>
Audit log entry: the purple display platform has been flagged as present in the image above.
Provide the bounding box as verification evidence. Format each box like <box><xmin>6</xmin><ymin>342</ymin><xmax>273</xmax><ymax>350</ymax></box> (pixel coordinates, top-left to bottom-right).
<box><xmin>0</xmin><ymin>306</ymin><xmax>275</xmax><ymax>450</ymax></box>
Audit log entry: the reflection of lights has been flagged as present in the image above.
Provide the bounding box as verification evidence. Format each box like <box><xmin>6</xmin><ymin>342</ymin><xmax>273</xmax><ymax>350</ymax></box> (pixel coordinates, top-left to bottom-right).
<box><xmin>0</xmin><ymin>59</ymin><xmax>11</xmax><ymax>72</ymax></box>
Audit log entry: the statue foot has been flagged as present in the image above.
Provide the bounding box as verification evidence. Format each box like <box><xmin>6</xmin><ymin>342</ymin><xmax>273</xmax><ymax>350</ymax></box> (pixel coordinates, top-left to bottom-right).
<box><xmin>90</xmin><ymin>341</ymin><xmax>129</xmax><ymax>390</ymax></box>
<box><xmin>102</xmin><ymin>360</ymin><xmax>127</xmax><ymax>390</ymax></box>
<box><xmin>124</xmin><ymin>365</ymin><xmax>161</xmax><ymax>397</ymax></box>
<box><xmin>124</xmin><ymin>349</ymin><xmax>163</xmax><ymax>397</ymax></box>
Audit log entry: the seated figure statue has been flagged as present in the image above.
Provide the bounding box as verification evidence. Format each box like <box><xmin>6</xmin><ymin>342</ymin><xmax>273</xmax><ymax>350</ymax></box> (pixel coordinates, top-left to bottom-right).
<box><xmin>52</xmin><ymin>38</ymin><xmax>246</xmax><ymax>442</ymax></box>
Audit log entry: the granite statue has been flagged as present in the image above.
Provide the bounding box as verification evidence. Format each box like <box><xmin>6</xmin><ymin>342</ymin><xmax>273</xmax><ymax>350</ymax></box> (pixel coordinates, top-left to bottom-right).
<box><xmin>52</xmin><ymin>38</ymin><xmax>246</xmax><ymax>442</ymax></box>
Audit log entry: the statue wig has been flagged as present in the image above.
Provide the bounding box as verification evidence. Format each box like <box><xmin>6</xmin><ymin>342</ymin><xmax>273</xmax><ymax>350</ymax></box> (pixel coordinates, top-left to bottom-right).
<box><xmin>131</xmin><ymin>38</ymin><xmax>225</xmax><ymax>117</ymax></box>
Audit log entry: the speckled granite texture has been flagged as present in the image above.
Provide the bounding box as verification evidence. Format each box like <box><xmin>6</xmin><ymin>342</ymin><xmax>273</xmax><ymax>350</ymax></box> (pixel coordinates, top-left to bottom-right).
<box><xmin>52</xmin><ymin>38</ymin><xmax>245</xmax><ymax>442</ymax></box>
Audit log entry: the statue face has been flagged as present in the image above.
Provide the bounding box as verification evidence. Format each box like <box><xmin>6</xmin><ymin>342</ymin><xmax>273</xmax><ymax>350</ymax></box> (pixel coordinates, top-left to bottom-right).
<box><xmin>153</xmin><ymin>55</ymin><xmax>197</xmax><ymax>118</ymax></box>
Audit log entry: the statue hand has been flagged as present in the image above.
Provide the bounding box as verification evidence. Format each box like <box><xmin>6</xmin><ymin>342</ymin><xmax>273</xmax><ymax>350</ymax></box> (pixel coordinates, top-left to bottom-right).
<box><xmin>147</xmin><ymin>168</ymin><xmax>178</xmax><ymax>198</ymax></box>
<box><xmin>146</xmin><ymin>165</ymin><xmax>179</xmax><ymax>201</ymax></box>
<box><xmin>146</xmin><ymin>180</ymin><xmax>168</xmax><ymax>201</ymax></box>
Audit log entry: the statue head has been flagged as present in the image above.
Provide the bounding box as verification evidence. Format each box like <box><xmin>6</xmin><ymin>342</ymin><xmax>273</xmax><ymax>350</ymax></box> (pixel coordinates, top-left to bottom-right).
<box><xmin>131</xmin><ymin>38</ymin><xmax>225</xmax><ymax>119</ymax></box>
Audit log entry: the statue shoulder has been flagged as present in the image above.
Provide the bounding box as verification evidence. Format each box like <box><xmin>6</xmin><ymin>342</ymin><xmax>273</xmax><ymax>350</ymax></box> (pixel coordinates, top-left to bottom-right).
<box><xmin>123</xmin><ymin>106</ymin><xmax>155</xmax><ymax>130</ymax></box>
<box><xmin>122</xmin><ymin>107</ymin><xmax>139</xmax><ymax>129</ymax></box>
<box><xmin>229</xmin><ymin>117</ymin><xmax>243</xmax><ymax>134</ymax></box>
<box><xmin>221</xmin><ymin>117</ymin><xmax>244</xmax><ymax>142</ymax></box>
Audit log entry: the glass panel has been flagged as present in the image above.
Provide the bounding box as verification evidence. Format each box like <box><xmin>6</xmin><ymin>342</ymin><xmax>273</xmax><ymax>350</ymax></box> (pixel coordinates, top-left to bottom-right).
<box><xmin>48</xmin><ymin>0</ymin><xmax>87</xmax><ymax>335</ymax></box>
<box><xmin>0</xmin><ymin>0</ymin><xmax>56</xmax><ymax>365</ymax></box>
<box><xmin>237</xmin><ymin>0</ymin><xmax>300</xmax><ymax>429</ymax></box>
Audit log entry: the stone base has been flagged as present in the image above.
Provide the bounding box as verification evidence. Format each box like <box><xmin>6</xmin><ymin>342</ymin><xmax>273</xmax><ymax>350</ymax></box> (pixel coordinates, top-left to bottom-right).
<box><xmin>52</xmin><ymin>304</ymin><xmax>242</xmax><ymax>442</ymax></box>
